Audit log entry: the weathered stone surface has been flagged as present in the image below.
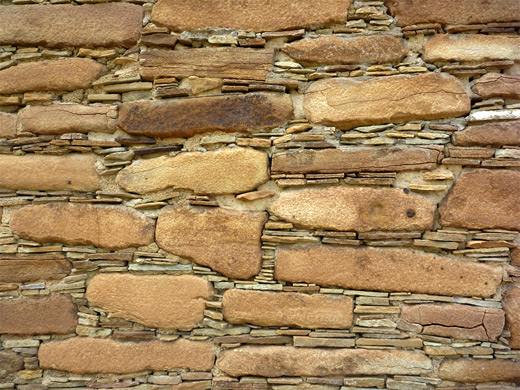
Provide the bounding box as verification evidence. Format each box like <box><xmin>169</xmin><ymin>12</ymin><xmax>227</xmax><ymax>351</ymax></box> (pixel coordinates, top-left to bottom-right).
<box><xmin>19</xmin><ymin>105</ymin><xmax>117</xmax><ymax>135</ymax></box>
<box><xmin>0</xmin><ymin>154</ymin><xmax>100</xmax><ymax>191</ymax></box>
<box><xmin>0</xmin><ymin>351</ymin><xmax>23</xmax><ymax>379</ymax></box>
<box><xmin>217</xmin><ymin>346</ymin><xmax>432</xmax><ymax>377</ymax></box>
<box><xmin>151</xmin><ymin>0</ymin><xmax>353</xmax><ymax>32</ymax></box>
<box><xmin>453</xmin><ymin>121</ymin><xmax>520</xmax><ymax>147</ymax></box>
<box><xmin>156</xmin><ymin>206</ymin><xmax>266</xmax><ymax>279</ymax></box>
<box><xmin>117</xmin><ymin>93</ymin><xmax>292</xmax><ymax>138</ymax></box>
<box><xmin>0</xmin><ymin>259</ymin><xmax>71</xmax><ymax>283</ymax></box>
<box><xmin>222</xmin><ymin>290</ymin><xmax>353</xmax><ymax>329</ymax></box>
<box><xmin>439</xmin><ymin>358</ymin><xmax>520</xmax><ymax>383</ymax></box>
<box><xmin>439</xmin><ymin>169</ymin><xmax>520</xmax><ymax>231</ymax></box>
<box><xmin>304</xmin><ymin>74</ymin><xmax>470</xmax><ymax>130</ymax></box>
<box><xmin>384</xmin><ymin>0</ymin><xmax>520</xmax><ymax>26</ymax></box>
<box><xmin>87</xmin><ymin>274</ymin><xmax>213</xmax><ymax>330</ymax></box>
<box><xmin>0</xmin><ymin>296</ymin><xmax>77</xmax><ymax>335</ymax></box>
<box><xmin>0</xmin><ymin>4</ymin><xmax>143</xmax><ymax>48</ymax></box>
<box><xmin>117</xmin><ymin>148</ymin><xmax>269</xmax><ymax>195</ymax></box>
<box><xmin>268</xmin><ymin>187</ymin><xmax>435</xmax><ymax>232</ymax></box>
<box><xmin>10</xmin><ymin>203</ymin><xmax>154</xmax><ymax>250</ymax></box>
<box><xmin>0</xmin><ymin>112</ymin><xmax>16</xmax><ymax>139</ymax></box>
<box><xmin>272</xmin><ymin>147</ymin><xmax>440</xmax><ymax>174</ymax></box>
<box><xmin>503</xmin><ymin>288</ymin><xmax>520</xmax><ymax>349</ymax></box>
<box><xmin>282</xmin><ymin>35</ymin><xmax>406</xmax><ymax>66</ymax></box>
<box><xmin>0</xmin><ymin>59</ymin><xmax>106</xmax><ymax>95</ymax></box>
<box><xmin>424</xmin><ymin>35</ymin><xmax>520</xmax><ymax>62</ymax></box>
<box><xmin>141</xmin><ymin>48</ymin><xmax>273</xmax><ymax>81</ymax></box>
<box><xmin>401</xmin><ymin>304</ymin><xmax>505</xmax><ymax>341</ymax></box>
<box><xmin>39</xmin><ymin>338</ymin><xmax>214</xmax><ymax>374</ymax></box>
<box><xmin>472</xmin><ymin>73</ymin><xmax>520</xmax><ymax>100</ymax></box>
<box><xmin>275</xmin><ymin>246</ymin><xmax>502</xmax><ymax>297</ymax></box>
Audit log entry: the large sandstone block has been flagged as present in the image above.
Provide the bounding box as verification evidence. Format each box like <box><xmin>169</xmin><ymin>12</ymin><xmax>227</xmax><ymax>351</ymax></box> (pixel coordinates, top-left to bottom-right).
<box><xmin>439</xmin><ymin>169</ymin><xmax>520</xmax><ymax>231</ymax></box>
<box><xmin>222</xmin><ymin>290</ymin><xmax>353</xmax><ymax>329</ymax></box>
<box><xmin>0</xmin><ymin>296</ymin><xmax>77</xmax><ymax>335</ymax></box>
<box><xmin>453</xmin><ymin>121</ymin><xmax>520</xmax><ymax>147</ymax></box>
<box><xmin>0</xmin><ymin>352</ymin><xmax>23</xmax><ymax>379</ymax></box>
<box><xmin>0</xmin><ymin>59</ymin><xmax>106</xmax><ymax>95</ymax></box>
<box><xmin>268</xmin><ymin>187</ymin><xmax>435</xmax><ymax>232</ymax></box>
<box><xmin>0</xmin><ymin>113</ymin><xmax>16</xmax><ymax>139</ymax></box>
<box><xmin>503</xmin><ymin>287</ymin><xmax>520</xmax><ymax>349</ymax></box>
<box><xmin>275</xmin><ymin>246</ymin><xmax>502</xmax><ymax>298</ymax></box>
<box><xmin>151</xmin><ymin>0</ymin><xmax>353</xmax><ymax>32</ymax></box>
<box><xmin>217</xmin><ymin>346</ymin><xmax>432</xmax><ymax>377</ymax></box>
<box><xmin>87</xmin><ymin>274</ymin><xmax>213</xmax><ymax>330</ymax></box>
<box><xmin>10</xmin><ymin>203</ymin><xmax>154</xmax><ymax>250</ymax></box>
<box><xmin>117</xmin><ymin>93</ymin><xmax>292</xmax><ymax>138</ymax></box>
<box><xmin>156</xmin><ymin>206</ymin><xmax>266</xmax><ymax>279</ymax></box>
<box><xmin>304</xmin><ymin>74</ymin><xmax>470</xmax><ymax>130</ymax></box>
<box><xmin>0</xmin><ymin>259</ymin><xmax>71</xmax><ymax>283</ymax></box>
<box><xmin>0</xmin><ymin>3</ymin><xmax>143</xmax><ymax>48</ymax></box>
<box><xmin>472</xmin><ymin>73</ymin><xmax>520</xmax><ymax>100</ymax></box>
<box><xmin>39</xmin><ymin>338</ymin><xmax>214</xmax><ymax>374</ymax></box>
<box><xmin>116</xmin><ymin>147</ymin><xmax>269</xmax><ymax>195</ymax></box>
<box><xmin>0</xmin><ymin>154</ymin><xmax>100</xmax><ymax>191</ymax></box>
<box><xmin>439</xmin><ymin>358</ymin><xmax>520</xmax><ymax>383</ymax></box>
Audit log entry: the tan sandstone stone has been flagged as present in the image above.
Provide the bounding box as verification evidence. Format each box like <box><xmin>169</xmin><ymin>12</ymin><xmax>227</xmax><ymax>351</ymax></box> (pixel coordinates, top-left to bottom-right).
<box><xmin>275</xmin><ymin>246</ymin><xmax>502</xmax><ymax>298</ymax></box>
<box><xmin>503</xmin><ymin>287</ymin><xmax>520</xmax><ymax>349</ymax></box>
<box><xmin>439</xmin><ymin>169</ymin><xmax>520</xmax><ymax>231</ymax></box>
<box><xmin>0</xmin><ymin>59</ymin><xmax>106</xmax><ymax>95</ymax></box>
<box><xmin>39</xmin><ymin>338</ymin><xmax>214</xmax><ymax>374</ymax></box>
<box><xmin>0</xmin><ymin>352</ymin><xmax>23</xmax><ymax>379</ymax></box>
<box><xmin>10</xmin><ymin>203</ymin><xmax>154</xmax><ymax>250</ymax></box>
<box><xmin>439</xmin><ymin>358</ymin><xmax>520</xmax><ymax>383</ymax></box>
<box><xmin>0</xmin><ymin>113</ymin><xmax>16</xmax><ymax>139</ymax></box>
<box><xmin>472</xmin><ymin>73</ymin><xmax>520</xmax><ymax>100</ymax></box>
<box><xmin>156</xmin><ymin>206</ymin><xmax>266</xmax><ymax>279</ymax></box>
<box><xmin>0</xmin><ymin>259</ymin><xmax>71</xmax><ymax>283</ymax></box>
<box><xmin>453</xmin><ymin>121</ymin><xmax>520</xmax><ymax>147</ymax></box>
<box><xmin>304</xmin><ymin>74</ymin><xmax>470</xmax><ymax>130</ymax></box>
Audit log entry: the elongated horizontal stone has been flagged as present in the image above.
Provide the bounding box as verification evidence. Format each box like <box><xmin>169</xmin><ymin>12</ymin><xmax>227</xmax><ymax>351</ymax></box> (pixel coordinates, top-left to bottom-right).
<box><xmin>223</xmin><ymin>290</ymin><xmax>353</xmax><ymax>329</ymax></box>
<box><xmin>472</xmin><ymin>73</ymin><xmax>520</xmax><ymax>100</ymax></box>
<box><xmin>117</xmin><ymin>93</ymin><xmax>292</xmax><ymax>138</ymax></box>
<box><xmin>503</xmin><ymin>288</ymin><xmax>520</xmax><ymax>349</ymax></box>
<box><xmin>0</xmin><ymin>112</ymin><xmax>16</xmax><ymax>139</ymax></box>
<box><xmin>453</xmin><ymin>121</ymin><xmax>520</xmax><ymax>147</ymax></box>
<box><xmin>275</xmin><ymin>246</ymin><xmax>502</xmax><ymax>297</ymax></box>
<box><xmin>141</xmin><ymin>48</ymin><xmax>273</xmax><ymax>81</ymax></box>
<box><xmin>0</xmin><ymin>3</ymin><xmax>143</xmax><ymax>48</ymax></box>
<box><xmin>0</xmin><ymin>154</ymin><xmax>100</xmax><ymax>191</ymax></box>
<box><xmin>39</xmin><ymin>338</ymin><xmax>214</xmax><ymax>374</ymax></box>
<box><xmin>19</xmin><ymin>104</ymin><xmax>117</xmax><ymax>135</ymax></box>
<box><xmin>152</xmin><ymin>0</ymin><xmax>353</xmax><ymax>32</ymax></box>
<box><xmin>0</xmin><ymin>59</ymin><xmax>106</xmax><ymax>95</ymax></box>
<box><xmin>0</xmin><ymin>259</ymin><xmax>71</xmax><ymax>283</ymax></box>
<box><xmin>439</xmin><ymin>169</ymin><xmax>520</xmax><ymax>231</ymax></box>
<box><xmin>439</xmin><ymin>358</ymin><xmax>520</xmax><ymax>383</ymax></box>
<box><xmin>0</xmin><ymin>296</ymin><xmax>77</xmax><ymax>335</ymax></box>
<box><xmin>117</xmin><ymin>147</ymin><xmax>269</xmax><ymax>195</ymax></box>
<box><xmin>10</xmin><ymin>203</ymin><xmax>154</xmax><ymax>250</ymax></box>
<box><xmin>87</xmin><ymin>274</ymin><xmax>213</xmax><ymax>330</ymax></box>
<box><xmin>217</xmin><ymin>346</ymin><xmax>432</xmax><ymax>377</ymax></box>
<box><xmin>156</xmin><ymin>206</ymin><xmax>266</xmax><ymax>279</ymax></box>
<box><xmin>268</xmin><ymin>187</ymin><xmax>435</xmax><ymax>232</ymax></box>
<box><xmin>304</xmin><ymin>74</ymin><xmax>469</xmax><ymax>130</ymax></box>
<box><xmin>282</xmin><ymin>35</ymin><xmax>406</xmax><ymax>66</ymax></box>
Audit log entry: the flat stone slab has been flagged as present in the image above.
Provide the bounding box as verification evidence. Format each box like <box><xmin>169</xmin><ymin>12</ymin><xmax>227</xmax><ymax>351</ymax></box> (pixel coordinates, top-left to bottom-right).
<box><xmin>453</xmin><ymin>120</ymin><xmax>520</xmax><ymax>147</ymax></box>
<box><xmin>472</xmin><ymin>73</ymin><xmax>520</xmax><ymax>100</ymax></box>
<box><xmin>439</xmin><ymin>358</ymin><xmax>520</xmax><ymax>383</ymax></box>
<box><xmin>503</xmin><ymin>287</ymin><xmax>520</xmax><ymax>349</ymax></box>
<box><xmin>0</xmin><ymin>259</ymin><xmax>71</xmax><ymax>283</ymax></box>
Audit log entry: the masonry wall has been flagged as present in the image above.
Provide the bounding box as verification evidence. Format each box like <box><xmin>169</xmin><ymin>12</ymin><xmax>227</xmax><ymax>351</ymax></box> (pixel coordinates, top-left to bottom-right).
<box><xmin>1</xmin><ymin>0</ymin><xmax>520</xmax><ymax>389</ymax></box>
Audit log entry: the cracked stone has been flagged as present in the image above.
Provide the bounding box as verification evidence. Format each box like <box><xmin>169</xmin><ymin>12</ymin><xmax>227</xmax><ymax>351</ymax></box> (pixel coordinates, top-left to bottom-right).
<box><xmin>472</xmin><ymin>73</ymin><xmax>520</xmax><ymax>100</ymax></box>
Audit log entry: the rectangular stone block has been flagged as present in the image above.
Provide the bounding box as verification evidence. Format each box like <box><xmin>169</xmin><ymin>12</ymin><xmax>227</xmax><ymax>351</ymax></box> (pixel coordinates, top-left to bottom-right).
<box><xmin>472</xmin><ymin>73</ymin><xmax>520</xmax><ymax>100</ymax></box>
<box><xmin>503</xmin><ymin>287</ymin><xmax>520</xmax><ymax>349</ymax></box>
<box><xmin>453</xmin><ymin>121</ymin><xmax>520</xmax><ymax>147</ymax></box>
<box><xmin>439</xmin><ymin>358</ymin><xmax>520</xmax><ymax>383</ymax></box>
<box><xmin>0</xmin><ymin>259</ymin><xmax>71</xmax><ymax>283</ymax></box>
<box><xmin>0</xmin><ymin>112</ymin><xmax>16</xmax><ymax>139</ymax></box>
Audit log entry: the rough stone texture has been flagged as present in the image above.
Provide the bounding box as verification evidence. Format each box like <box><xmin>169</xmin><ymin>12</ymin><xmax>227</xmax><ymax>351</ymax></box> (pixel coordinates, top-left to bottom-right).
<box><xmin>0</xmin><ymin>59</ymin><xmax>106</xmax><ymax>95</ymax></box>
<box><xmin>384</xmin><ymin>0</ymin><xmax>520</xmax><ymax>26</ymax></box>
<box><xmin>151</xmin><ymin>0</ymin><xmax>353</xmax><ymax>32</ymax></box>
<box><xmin>39</xmin><ymin>338</ymin><xmax>214</xmax><ymax>374</ymax></box>
<box><xmin>87</xmin><ymin>274</ymin><xmax>213</xmax><ymax>330</ymax></box>
<box><xmin>472</xmin><ymin>73</ymin><xmax>520</xmax><ymax>100</ymax></box>
<box><xmin>0</xmin><ymin>296</ymin><xmax>77</xmax><ymax>335</ymax></box>
<box><xmin>0</xmin><ymin>352</ymin><xmax>23</xmax><ymax>379</ymax></box>
<box><xmin>0</xmin><ymin>3</ymin><xmax>143</xmax><ymax>48</ymax></box>
<box><xmin>424</xmin><ymin>35</ymin><xmax>520</xmax><ymax>62</ymax></box>
<box><xmin>156</xmin><ymin>206</ymin><xmax>266</xmax><ymax>279</ymax></box>
<box><xmin>439</xmin><ymin>358</ymin><xmax>520</xmax><ymax>383</ymax></box>
<box><xmin>304</xmin><ymin>74</ymin><xmax>470</xmax><ymax>130</ymax></box>
<box><xmin>275</xmin><ymin>246</ymin><xmax>502</xmax><ymax>298</ymax></box>
<box><xmin>453</xmin><ymin>121</ymin><xmax>520</xmax><ymax>147</ymax></box>
<box><xmin>282</xmin><ymin>35</ymin><xmax>406</xmax><ymax>66</ymax></box>
<box><xmin>117</xmin><ymin>93</ymin><xmax>292</xmax><ymax>138</ymax></box>
<box><xmin>19</xmin><ymin>105</ymin><xmax>117</xmax><ymax>135</ymax></box>
<box><xmin>503</xmin><ymin>288</ymin><xmax>520</xmax><ymax>349</ymax></box>
<box><xmin>0</xmin><ymin>154</ymin><xmax>100</xmax><ymax>191</ymax></box>
<box><xmin>271</xmin><ymin>147</ymin><xmax>440</xmax><ymax>173</ymax></box>
<box><xmin>439</xmin><ymin>169</ymin><xmax>520</xmax><ymax>231</ymax></box>
<box><xmin>116</xmin><ymin>147</ymin><xmax>269</xmax><ymax>195</ymax></box>
<box><xmin>0</xmin><ymin>259</ymin><xmax>71</xmax><ymax>283</ymax></box>
<box><xmin>401</xmin><ymin>304</ymin><xmax>505</xmax><ymax>341</ymax></box>
<box><xmin>141</xmin><ymin>48</ymin><xmax>274</xmax><ymax>81</ymax></box>
<box><xmin>217</xmin><ymin>346</ymin><xmax>432</xmax><ymax>377</ymax></box>
<box><xmin>222</xmin><ymin>290</ymin><xmax>353</xmax><ymax>329</ymax></box>
<box><xmin>10</xmin><ymin>203</ymin><xmax>155</xmax><ymax>250</ymax></box>
<box><xmin>0</xmin><ymin>113</ymin><xmax>16</xmax><ymax>139</ymax></box>
<box><xmin>268</xmin><ymin>187</ymin><xmax>435</xmax><ymax>232</ymax></box>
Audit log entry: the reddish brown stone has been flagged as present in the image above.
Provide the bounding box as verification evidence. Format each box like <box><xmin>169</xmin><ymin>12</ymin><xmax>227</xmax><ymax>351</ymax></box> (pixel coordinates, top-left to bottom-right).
<box><xmin>503</xmin><ymin>287</ymin><xmax>520</xmax><ymax>349</ymax></box>
<box><xmin>512</xmin><ymin>247</ymin><xmax>520</xmax><ymax>267</ymax></box>
<box><xmin>0</xmin><ymin>351</ymin><xmax>23</xmax><ymax>379</ymax></box>
<box><xmin>453</xmin><ymin>121</ymin><xmax>520</xmax><ymax>147</ymax></box>
<box><xmin>439</xmin><ymin>358</ymin><xmax>520</xmax><ymax>383</ymax></box>
<box><xmin>0</xmin><ymin>259</ymin><xmax>71</xmax><ymax>283</ymax></box>
<box><xmin>472</xmin><ymin>73</ymin><xmax>520</xmax><ymax>100</ymax></box>
<box><xmin>0</xmin><ymin>112</ymin><xmax>16</xmax><ymax>139</ymax></box>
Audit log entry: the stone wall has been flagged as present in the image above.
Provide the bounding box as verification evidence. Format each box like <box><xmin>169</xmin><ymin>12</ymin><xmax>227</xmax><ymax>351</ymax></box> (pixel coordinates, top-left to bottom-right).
<box><xmin>0</xmin><ymin>0</ymin><xmax>520</xmax><ymax>389</ymax></box>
